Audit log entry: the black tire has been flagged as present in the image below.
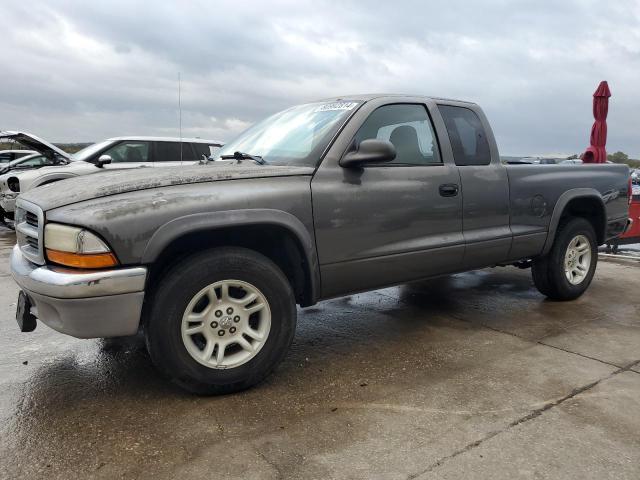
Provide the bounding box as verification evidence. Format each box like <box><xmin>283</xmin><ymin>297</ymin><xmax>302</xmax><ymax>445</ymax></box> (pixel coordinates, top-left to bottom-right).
<box><xmin>145</xmin><ymin>247</ymin><xmax>296</xmax><ymax>395</ymax></box>
<box><xmin>532</xmin><ymin>217</ymin><xmax>598</xmax><ymax>301</ymax></box>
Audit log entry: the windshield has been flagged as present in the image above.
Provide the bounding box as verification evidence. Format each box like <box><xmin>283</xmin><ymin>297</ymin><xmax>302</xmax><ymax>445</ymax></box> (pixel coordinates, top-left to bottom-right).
<box><xmin>213</xmin><ymin>101</ymin><xmax>362</xmax><ymax>167</ymax></box>
<box><xmin>73</xmin><ymin>140</ymin><xmax>115</xmax><ymax>162</ymax></box>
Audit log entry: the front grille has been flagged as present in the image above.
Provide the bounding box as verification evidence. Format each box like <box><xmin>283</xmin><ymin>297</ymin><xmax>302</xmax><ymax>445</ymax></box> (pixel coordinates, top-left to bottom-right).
<box><xmin>15</xmin><ymin>200</ymin><xmax>45</xmax><ymax>265</ymax></box>
<box><xmin>25</xmin><ymin>236</ymin><xmax>39</xmax><ymax>249</ymax></box>
<box><xmin>25</xmin><ymin>211</ymin><xmax>38</xmax><ymax>228</ymax></box>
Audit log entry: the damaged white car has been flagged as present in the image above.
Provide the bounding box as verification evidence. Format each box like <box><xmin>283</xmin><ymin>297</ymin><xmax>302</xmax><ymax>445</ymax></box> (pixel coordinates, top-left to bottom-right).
<box><xmin>0</xmin><ymin>132</ymin><xmax>223</xmax><ymax>220</ymax></box>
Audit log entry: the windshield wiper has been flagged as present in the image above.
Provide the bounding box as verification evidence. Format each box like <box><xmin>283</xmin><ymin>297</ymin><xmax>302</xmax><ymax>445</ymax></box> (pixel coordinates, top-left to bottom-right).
<box><xmin>220</xmin><ymin>151</ymin><xmax>266</xmax><ymax>165</ymax></box>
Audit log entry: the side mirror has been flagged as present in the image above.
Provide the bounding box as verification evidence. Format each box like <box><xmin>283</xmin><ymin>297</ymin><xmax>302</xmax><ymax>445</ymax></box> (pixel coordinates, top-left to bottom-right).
<box><xmin>340</xmin><ymin>139</ymin><xmax>396</xmax><ymax>168</ymax></box>
<box><xmin>96</xmin><ymin>154</ymin><xmax>112</xmax><ymax>168</ymax></box>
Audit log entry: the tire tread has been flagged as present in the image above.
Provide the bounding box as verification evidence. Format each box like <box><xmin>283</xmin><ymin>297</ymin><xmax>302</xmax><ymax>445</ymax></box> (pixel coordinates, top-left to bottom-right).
<box><xmin>532</xmin><ymin>217</ymin><xmax>597</xmax><ymax>301</ymax></box>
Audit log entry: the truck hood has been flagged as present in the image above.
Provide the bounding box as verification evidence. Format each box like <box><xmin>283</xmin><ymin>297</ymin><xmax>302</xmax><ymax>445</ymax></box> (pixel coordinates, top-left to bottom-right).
<box><xmin>0</xmin><ymin>131</ymin><xmax>73</xmax><ymax>161</ymax></box>
<box><xmin>19</xmin><ymin>163</ymin><xmax>315</xmax><ymax>211</ymax></box>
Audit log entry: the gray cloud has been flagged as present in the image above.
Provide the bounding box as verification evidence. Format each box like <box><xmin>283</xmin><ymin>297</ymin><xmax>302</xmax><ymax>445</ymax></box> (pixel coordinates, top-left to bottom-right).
<box><xmin>2</xmin><ymin>0</ymin><xmax>639</xmax><ymax>156</ymax></box>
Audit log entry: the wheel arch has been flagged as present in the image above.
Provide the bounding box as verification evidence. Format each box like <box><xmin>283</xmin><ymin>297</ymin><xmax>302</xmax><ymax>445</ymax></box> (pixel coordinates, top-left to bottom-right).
<box><xmin>142</xmin><ymin>209</ymin><xmax>320</xmax><ymax>307</ymax></box>
<box><xmin>542</xmin><ymin>188</ymin><xmax>606</xmax><ymax>255</ymax></box>
<box><xmin>32</xmin><ymin>173</ymin><xmax>78</xmax><ymax>188</ymax></box>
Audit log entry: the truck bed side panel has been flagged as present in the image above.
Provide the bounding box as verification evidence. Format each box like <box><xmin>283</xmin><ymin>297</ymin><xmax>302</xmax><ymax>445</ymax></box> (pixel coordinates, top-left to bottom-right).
<box><xmin>505</xmin><ymin>163</ymin><xmax>630</xmax><ymax>260</ymax></box>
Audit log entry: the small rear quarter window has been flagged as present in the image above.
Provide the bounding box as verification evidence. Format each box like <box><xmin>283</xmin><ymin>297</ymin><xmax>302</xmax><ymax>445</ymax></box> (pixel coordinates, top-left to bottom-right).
<box><xmin>438</xmin><ymin>105</ymin><xmax>491</xmax><ymax>166</ymax></box>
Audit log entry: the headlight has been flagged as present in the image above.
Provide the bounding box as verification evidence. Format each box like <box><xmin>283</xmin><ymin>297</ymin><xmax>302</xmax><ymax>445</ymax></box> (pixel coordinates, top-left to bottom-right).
<box><xmin>7</xmin><ymin>177</ymin><xmax>20</xmax><ymax>193</ymax></box>
<box><xmin>44</xmin><ymin>223</ymin><xmax>118</xmax><ymax>268</ymax></box>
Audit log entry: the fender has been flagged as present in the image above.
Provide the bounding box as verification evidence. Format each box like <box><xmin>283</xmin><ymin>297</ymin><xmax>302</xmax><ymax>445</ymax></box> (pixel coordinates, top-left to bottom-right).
<box><xmin>141</xmin><ymin>208</ymin><xmax>321</xmax><ymax>303</ymax></box>
<box><xmin>541</xmin><ymin>188</ymin><xmax>605</xmax><ymax>255</ymax></box>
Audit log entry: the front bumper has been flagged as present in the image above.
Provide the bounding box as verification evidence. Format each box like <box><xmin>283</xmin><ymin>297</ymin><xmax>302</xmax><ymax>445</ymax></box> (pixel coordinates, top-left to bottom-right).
<box><xmin>10</xmin><ymin>246</ymin><xmax>147</xmax><ymax>338</ymax></box>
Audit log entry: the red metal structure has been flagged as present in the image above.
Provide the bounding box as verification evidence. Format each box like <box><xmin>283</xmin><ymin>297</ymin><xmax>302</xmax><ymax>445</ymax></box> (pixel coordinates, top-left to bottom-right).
<box><xmin>582</xmin><ymin>81</ymin><xmax>611</xmax><ymax>163</ymax></box>
<box><xmin>606</xmin><ymin>179</ymin><xmax>640</xmax><ymax>252</ymax></box>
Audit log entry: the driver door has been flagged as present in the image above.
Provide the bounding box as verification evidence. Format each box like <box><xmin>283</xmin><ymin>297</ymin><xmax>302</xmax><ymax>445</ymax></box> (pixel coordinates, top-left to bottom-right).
<box><xmin>311</xmin><ymin>102</ymin><xmax>464</xmax><ymax>298</ymax></box>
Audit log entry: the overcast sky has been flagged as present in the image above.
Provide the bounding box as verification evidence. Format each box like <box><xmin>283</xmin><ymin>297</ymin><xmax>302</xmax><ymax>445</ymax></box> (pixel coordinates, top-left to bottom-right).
<box><xmin>2</xmin><ymin>0</ymin><xmax>639</xmax><ymax>157</ymax></box>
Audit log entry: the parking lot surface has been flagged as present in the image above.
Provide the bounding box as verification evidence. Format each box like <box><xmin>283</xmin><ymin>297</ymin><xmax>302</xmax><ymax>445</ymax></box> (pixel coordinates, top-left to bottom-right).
<box><xmin>0</xmin><ymin>225</ymin><xmax>639</xmax><ymax>479</ymax></box>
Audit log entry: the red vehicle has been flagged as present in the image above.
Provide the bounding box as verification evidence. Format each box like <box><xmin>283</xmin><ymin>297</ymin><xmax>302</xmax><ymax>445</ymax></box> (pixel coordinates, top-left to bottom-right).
<box><xmin>607</xmin><ymin>177</ymin><xmax>640</xmax><ymax>253</ymax></box>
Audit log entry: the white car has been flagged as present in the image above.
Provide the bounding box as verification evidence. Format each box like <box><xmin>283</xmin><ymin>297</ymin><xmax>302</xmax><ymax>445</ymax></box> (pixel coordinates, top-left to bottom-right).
<box><xmin>0</xmin><ymin>149</ymin><xmax>37</xmax><ymax>164</ymax></box>
<box><xmin>0</xmin><ymin>132</ymin><xmax>223</xmax><ymax>218</ymax></box>
<box><xmin>0</xmin><ymin>152</ymin><xmax>68</xmax><ymax>176</ymax></box>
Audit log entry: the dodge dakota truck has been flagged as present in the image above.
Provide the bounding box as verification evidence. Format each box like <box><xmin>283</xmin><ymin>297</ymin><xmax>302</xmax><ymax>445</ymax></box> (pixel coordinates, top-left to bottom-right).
<box><xmin>10</xmin><ymin>95</ymin><xmax>632</xmax><ymax>394</ymax></box>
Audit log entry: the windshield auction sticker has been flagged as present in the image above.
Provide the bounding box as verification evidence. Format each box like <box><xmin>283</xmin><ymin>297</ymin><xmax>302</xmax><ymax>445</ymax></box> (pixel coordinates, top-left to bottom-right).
<box><xmin>314</xmin><ymin>102</ymin><xmax>359</xmax><ymax>112</ymax></box>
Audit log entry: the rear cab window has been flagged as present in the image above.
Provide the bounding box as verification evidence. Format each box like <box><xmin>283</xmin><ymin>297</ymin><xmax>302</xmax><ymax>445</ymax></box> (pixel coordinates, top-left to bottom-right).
<box><xmin>438</xmin><ymin>105</ymin><xmax>491</xmax><ymax>166</ymax></box>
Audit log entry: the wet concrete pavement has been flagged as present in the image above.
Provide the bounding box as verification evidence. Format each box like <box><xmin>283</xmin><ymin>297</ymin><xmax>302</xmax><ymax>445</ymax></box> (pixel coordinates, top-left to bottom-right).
<box><xmin>0</xmin><ymin>225</ymin><xmax>639</xmax><ymax>479</ymax></box>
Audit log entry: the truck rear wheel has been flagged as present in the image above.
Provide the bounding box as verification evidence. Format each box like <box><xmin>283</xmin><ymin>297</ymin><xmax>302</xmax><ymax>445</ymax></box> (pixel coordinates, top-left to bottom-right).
<box><xmin>532</xmin><ymin>217</ymin><xmax>597</xmax><ymax>301</ymax></box>
<box><xmin>145</xmin><ymin>247</ymin><xmax>296</xmax><ymax>395</ymax></box>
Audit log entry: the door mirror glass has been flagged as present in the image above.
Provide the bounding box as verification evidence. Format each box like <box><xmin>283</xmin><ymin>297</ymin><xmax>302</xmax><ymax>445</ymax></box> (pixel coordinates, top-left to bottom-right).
<box><xmin>340</xmin><ymin>139</ymin><xmax>396</xmax><ymax>168</ymax></box>
<box><xmin>97</xmin><ymin>154</ymin><xmax>112</xmax><ymax>167</ymax></box>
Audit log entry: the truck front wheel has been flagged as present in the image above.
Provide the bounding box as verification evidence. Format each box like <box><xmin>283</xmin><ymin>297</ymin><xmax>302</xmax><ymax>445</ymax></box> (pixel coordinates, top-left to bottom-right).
<box><xmin>145</xmin><ymin>247</ymin><xmax>297</xmax><ymax>395</ymax></box>
<box><xmin>532</xmin><ymin>217</ymin><xmax>598</xmax><ymax>301</ymax></box>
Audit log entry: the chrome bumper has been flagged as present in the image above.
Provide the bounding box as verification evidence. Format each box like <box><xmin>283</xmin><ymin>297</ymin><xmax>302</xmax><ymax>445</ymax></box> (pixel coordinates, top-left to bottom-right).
<box><xmin>10</xmin><ymin>246</ymin><xmax>147</xmax><ymax>338</ymax></box>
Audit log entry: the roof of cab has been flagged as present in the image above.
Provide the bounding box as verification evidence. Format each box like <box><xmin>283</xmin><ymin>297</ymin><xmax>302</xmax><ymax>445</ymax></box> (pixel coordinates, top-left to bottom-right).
<box><xmin>318</xmin><ymin>93</ymin><xmax>477</xmax><ymax>105</ymax></box>
<box><xmin>105</xmin><ymin>136</ymin><xmax>223</xmax><ymax>145</ymax></box>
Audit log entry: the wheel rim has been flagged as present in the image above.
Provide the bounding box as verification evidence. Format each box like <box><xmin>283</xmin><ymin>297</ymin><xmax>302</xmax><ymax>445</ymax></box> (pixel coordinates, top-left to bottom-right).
<box><xmin>564</xmin><ymin>234</ymin><xmax>592</xmax><ymax>285</ymax></box>
<box><xmin>181</xmin><ymin>279</ymin><xmax>271</xmax><ymax>369</ymax></box>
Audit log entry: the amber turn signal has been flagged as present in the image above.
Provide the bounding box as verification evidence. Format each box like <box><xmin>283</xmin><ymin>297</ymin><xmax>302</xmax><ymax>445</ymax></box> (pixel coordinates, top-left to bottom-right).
<box><xmin>46</xmin><ymin>249</ymin><xmax>119</xmax><ymax>269</ymax></box>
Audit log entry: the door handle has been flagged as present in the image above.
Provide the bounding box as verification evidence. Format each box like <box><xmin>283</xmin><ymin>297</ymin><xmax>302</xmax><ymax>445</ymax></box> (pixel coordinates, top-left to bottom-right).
<box><xmin>439</xmin><ymin>183</ymin><xmax>459</xmax><ymax>197</ymax></box>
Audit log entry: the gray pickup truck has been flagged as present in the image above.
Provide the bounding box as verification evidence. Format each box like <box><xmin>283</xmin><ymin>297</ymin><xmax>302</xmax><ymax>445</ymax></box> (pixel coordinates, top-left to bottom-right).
<box><xmin>11</xmin><ymin>95</ymin><xmax>632</xmax><ymax>394</ymax></box>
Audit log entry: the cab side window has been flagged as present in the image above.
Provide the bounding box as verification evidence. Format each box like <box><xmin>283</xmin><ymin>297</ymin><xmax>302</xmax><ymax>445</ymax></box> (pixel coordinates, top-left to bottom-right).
<box><xmin>154</xmin><ymin>142</ymin><xmax>202</xmax><ymax>162</ymax></box>
<box><xmin>154</xmin><ymin>142</ymin><xmax>182</xmax><ymax>162</ymax></box>
<box><xmin>353</xmin><ymin>104</ymin><xmax>441</xmax><ymax>165</ymax></box>
<box><xmin>102</xmin><ymin>141</ymin><xmax>150</xmax><ymax>163</ymax></box>
<box><xmin>179</xmin><ymin>143</ymin><xmax>200</xmax><ymax>161</ymax></box>
<box><xmin>438</xmin><ymin>105</ymin><xmax>491</xmax><ymax>166</ymax></box>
